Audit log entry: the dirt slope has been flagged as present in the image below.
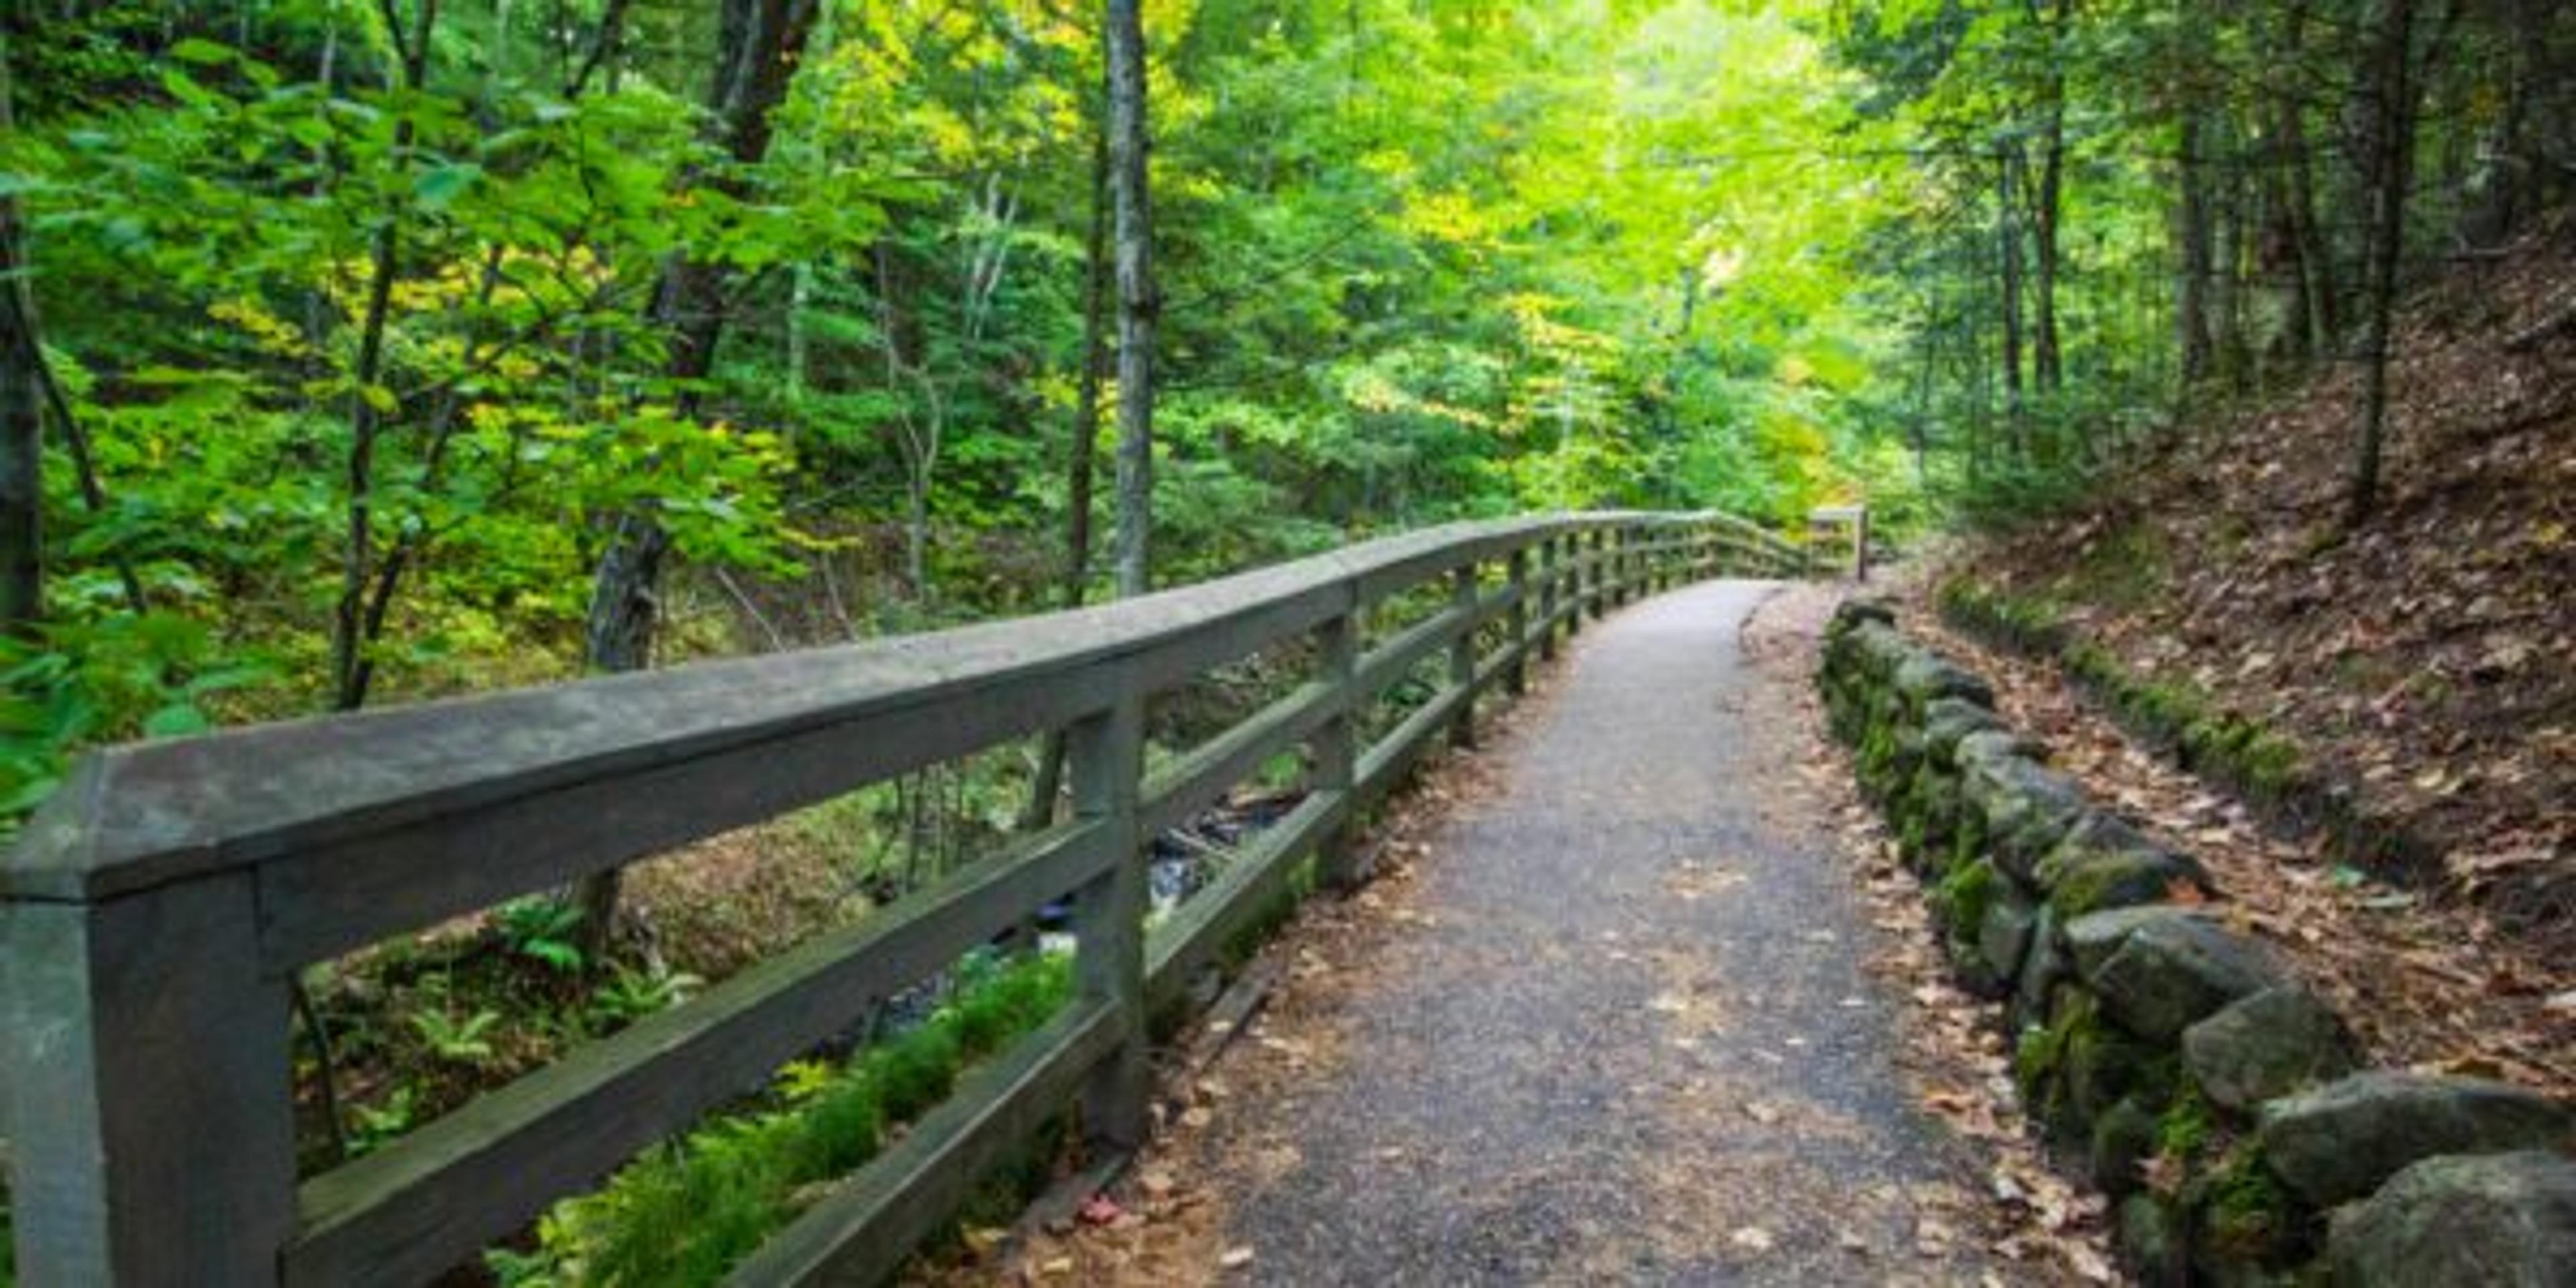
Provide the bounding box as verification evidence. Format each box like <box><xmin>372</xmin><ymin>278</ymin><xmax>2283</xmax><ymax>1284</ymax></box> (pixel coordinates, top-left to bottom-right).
<box><xmin>1957</xmin><ymin>214</ymin><xmax>2576</xmax><ymax>952</ymax></box>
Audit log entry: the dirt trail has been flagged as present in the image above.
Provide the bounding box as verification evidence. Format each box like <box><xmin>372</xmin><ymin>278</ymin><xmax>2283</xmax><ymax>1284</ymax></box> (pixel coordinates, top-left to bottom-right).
<box><xmin>963</xmin><ymin>581</ymin><xmax>2047</xmax><ymax>1285</ymax></box>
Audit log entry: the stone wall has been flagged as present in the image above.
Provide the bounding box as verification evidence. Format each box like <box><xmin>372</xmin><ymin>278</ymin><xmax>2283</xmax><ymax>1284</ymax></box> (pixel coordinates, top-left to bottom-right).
<box><xmin>1818</xmin><ymin>600</ymin><xmax>2573</xmax><ymax>1287</ymax></box>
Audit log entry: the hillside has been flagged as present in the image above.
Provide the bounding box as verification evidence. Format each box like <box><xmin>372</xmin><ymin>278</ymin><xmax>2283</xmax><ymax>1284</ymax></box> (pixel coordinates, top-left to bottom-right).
<box><xmin>1943</xmin><ymin>215</ymin><xmax>2576</xmax><ymax>954</ymax></box>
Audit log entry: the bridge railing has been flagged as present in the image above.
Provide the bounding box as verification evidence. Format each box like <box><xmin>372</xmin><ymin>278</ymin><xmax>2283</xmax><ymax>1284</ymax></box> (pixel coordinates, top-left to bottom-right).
<box><xmin>0</xmin><ymin>509</ymin><xmax>1804</xmax><ymax>1285</ymax></box>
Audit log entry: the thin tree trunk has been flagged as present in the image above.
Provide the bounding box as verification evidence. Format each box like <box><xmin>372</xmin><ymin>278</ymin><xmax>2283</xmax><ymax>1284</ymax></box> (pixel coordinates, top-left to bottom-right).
<box><xmin>2345</xmin><ymin>0</ymin><xmax>2431</xmax><ymax>527</ymax></box>
<box><xmin>1996</xmin><ymin>145</ymin><xmax>2026</xmax><ymax>459</ymax></box>
<box><xmin>0</xmin><ymin>189</ymin><xmax>37</xmax><ymax>636</ymax></box>
<box><xmin>1106</xmin><ymin>0</ymin><xmax>1157</xmax><ymax>598</ymax></box>
<box><xmin>572</xmin><ymin>0</ymin><xmax>820</xmax><ymax>960</ymax></box>
<box><xmin>331</xmin><ymin>0</ymin><xmax>438</xmax><ymax>711</ymax></box>
<box><xmin>2176</xmin><ymin>109</ymin><xmax>2216</xmax><ymax>393</ymax></box>
<box><xmin>2030</xmin><ymin>0</ymin><xmax>2069</xmax><ymax>399</ymax></box>
<box><xmin>1021</xmin><ymin>130</ymin><xmax>1114</xmax><ymax>833</ymax></box>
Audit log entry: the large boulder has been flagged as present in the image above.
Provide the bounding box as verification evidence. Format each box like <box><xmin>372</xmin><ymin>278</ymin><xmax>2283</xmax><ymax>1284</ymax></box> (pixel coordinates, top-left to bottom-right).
<box><xmin>2079</xmin><ymin>910</ymin><xmax>2284</xmax><ymax>1041</ymax></box>
<box><xmin>2327</xmin><ymin>1150</ymin><xmax>2576</xmax><ymax>1288</ymax></box>
<box><xmin>2034</xmin><ymin>812</ymin><xmax>2212</xmax><ymax>915</ymax></box>
<box><xmin>2182</xmin><ymin>987</ymin><xmax>2359</xmax><ymax>1114</ymax></box>
<box><xmin>2258</xmin><ymin>1072</ymin><xmax>2573</xmax><ymax>1206</ymax></box>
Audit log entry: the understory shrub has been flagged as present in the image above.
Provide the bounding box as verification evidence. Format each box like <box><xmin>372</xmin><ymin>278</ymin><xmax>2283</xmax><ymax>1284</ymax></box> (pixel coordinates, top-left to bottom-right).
<box><xmin>490</xmin><ymin>951</ymin><xmax>1072</xmax><ymax>1287</ymax></box>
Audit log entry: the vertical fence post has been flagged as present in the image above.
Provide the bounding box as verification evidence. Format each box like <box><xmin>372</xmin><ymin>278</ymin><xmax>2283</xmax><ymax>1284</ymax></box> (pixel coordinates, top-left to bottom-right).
<box><xmin>1312</xmin><ymin>600</ymin><xmax>1363</xmax><ymax>889</ymax></box>
<box><xmin>1505</xmin><ymin>546</ymin><xmax>1530</xmax><ymax>696</ymax></box>
<box><xmin>1852</xmin><ymin>506</ymin><xmax>1871</xmax><ymax>583</ymax></box>
<box><xmin>1615</xmin><ymin>525</ymin><xmax>1634</xmax><ymax>606</ymax></box>
<box><xmin>1068</xmin><ymin>692</ymin><xmax>1149</xmax><ymax>1154</ymax></box>
<box><xmin>1448</xmin><ymin>561</ymin><xmax>1477</xmax><ymax>749</ymax></box>
<box><xmin>0</xmin><ymin>871</ymin><xmax>295</xmax><ymax>1284</ymax></box>
<box><xmin>1574</xmin><ymin>529</ymin><xmax>1595</xmax><ymax>629</ymax></box>
<box><xmin>1538</xmin><ymin>533</ymin><xmax>1561</xmax><ymax>661</ymax></box>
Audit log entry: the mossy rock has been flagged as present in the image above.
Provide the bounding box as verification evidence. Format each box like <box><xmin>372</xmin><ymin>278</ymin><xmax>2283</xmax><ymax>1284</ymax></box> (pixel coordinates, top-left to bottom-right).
<box><xmin>2063</xmin><ymin>1008</ymin><xmax>2177</xmax><ymax>1127</ymax></box>
<box><xmin>1976</xmin><ymin>883</ymin><xmax>2040</xmax><ymax>993</ymax></box>
<box><xmin>2034</xmin><ymin>812</ymin><xmax>2212</xmax><ymax>914</ymax></box>
<box><xmin>1963</xmin><ymin>757</ymin><xmax>2089</xmax><ymax>882</ymax></box>
<box><xmin>2079</xmin><ymin>908</ymin><xmax>2284</xmax><ymax>1041</ymax></box>
<box><xmin>2328</xmin><ymin>1150</ymin><xmax>2576</xmax><ymax>1288</ymax></box>
<box><xmin>1938</xmin><ymin>855</ymin><xmax>1998</xmax><ymax>928</ymax></box>
<box><xmin>1894</xmin><ymin>651</ymin><xmax>1996</xmax><ymax>714</ymax></box>
<box><xmin>2257</xmin><ymin>1072</ymin><xmax>2575</xmax><ymax>1208</ymax></box>
<box><xmin>2049</xmin><ymin>845</ymin><xmax>2210</xmax><ymax>918</ymax></box>
<box><xmin>2011</xmin><ymin>902</ymin><xmax>2068</xmax><ymax>1033</ymax></box>
<box><xmin>2182</xmin><ymin>987</ymin><xmax>2360</xmax><ymax>1114</ymax></box>
<box><xmin>1921</xmin><ymin>696</ymin><xmax>2002</xmax><ymax>771</ymax></box>
<box><xmin>2119</xmin><ymin>1193</ymin><xmax>2191</xmax><ymax>1288</ymax></box>
<box><xmin>2092</xmin><ymin>1095</ymin><xmax>2161</xmax><ymax>1197</ymax></box>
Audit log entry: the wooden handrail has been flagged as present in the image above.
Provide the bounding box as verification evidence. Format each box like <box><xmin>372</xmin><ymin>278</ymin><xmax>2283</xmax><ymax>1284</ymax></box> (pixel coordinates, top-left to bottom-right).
<box><xmin>0</xmin><ymin>508</ymin><xmax>1806</xmax><ymax>1286</ymax></box>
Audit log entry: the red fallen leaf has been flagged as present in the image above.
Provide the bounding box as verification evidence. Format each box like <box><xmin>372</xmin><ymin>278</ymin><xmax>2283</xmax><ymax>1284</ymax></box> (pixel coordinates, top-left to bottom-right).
<box><xmin>1079</xmin><ymin>1194</ymin><xmax>1125</xmax><ymax>1226</ymax></box>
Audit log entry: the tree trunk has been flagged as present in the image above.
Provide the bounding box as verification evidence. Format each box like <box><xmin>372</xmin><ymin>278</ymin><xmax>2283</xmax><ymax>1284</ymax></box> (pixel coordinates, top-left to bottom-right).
<box><xmin>1996</xmin><ymin>145</ymin><xmax>2026</xmax><ymax>459</ymax></box>
<box><xmin>572</xmin><ymin>0</ymin><xmax>821</xmax><ymax>961</ymax></box>
<box><xmin>2031</xmin><ymin>0</ymin><xmax>2068</xmax><ymax>399</ymax></box>
<box><xmin>2176</xmin><ymin>110</ymin><xmax>2216</xmax><ymax>393</ymax></box>
<box><xmin>1022</xmin><ymin>130</ymin><xmax>1114</xmax><ymax>833</ymax></box>
<box><xmin>0</xmin><ymin>187</ymin><xmax>38</xmax><ymax>637</ymax></box>
<box><xmin>2345</xmin><ymin>0</ymin><xmax>2430</xmax><ymax>527</ymax></box>
<box><xmin>1106</xmin><ymin>0</ymin><xmax>1157</xmax><ymax>599</ymax></box>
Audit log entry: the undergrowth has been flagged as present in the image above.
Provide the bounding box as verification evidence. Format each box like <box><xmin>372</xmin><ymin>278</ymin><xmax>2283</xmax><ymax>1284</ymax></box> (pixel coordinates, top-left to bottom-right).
<box><xmin>488</xmin><ymin>951</ymin><xmax>1071</xmax><ymax>1287</ymax></box>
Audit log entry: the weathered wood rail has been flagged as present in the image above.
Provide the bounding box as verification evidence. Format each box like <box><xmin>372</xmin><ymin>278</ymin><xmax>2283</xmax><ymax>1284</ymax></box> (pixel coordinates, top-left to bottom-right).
<box><xmin>0</xmin><ymin>510</ymin><xmax>1803</xmax><ymax>1286</ymax></box>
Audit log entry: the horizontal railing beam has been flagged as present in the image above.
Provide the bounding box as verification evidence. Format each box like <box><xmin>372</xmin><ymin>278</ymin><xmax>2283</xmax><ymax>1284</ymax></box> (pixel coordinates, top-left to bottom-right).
<box><xmin>284</xmin><ymin>818</ymin><xmax>1117</xmax><ymax>1287</ymax></box>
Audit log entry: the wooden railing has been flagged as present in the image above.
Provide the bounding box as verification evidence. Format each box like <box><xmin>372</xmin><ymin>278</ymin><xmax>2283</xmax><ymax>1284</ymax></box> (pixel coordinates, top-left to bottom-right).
<box><xmin>0</xmin><ymin>510</ymin><xmax>1804</xmax><ymax>1286</ymax></box>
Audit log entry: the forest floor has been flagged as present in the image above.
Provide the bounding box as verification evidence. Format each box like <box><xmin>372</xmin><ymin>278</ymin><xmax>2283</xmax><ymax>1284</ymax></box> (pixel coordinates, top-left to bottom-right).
<box><xmin>1950</xmin><ymin>213</ymin><xmax>2575</xmax><ymax>959</ymax></box>
<box><xmin>1887</xmin><ymin>559</ymin><xmax>2574</xmax><ymax>1098</ymax></box>
<box><xmin>930</xmin><ymin>581</ymin><xmax>2116</xmax><ymax>1286</ymax></box>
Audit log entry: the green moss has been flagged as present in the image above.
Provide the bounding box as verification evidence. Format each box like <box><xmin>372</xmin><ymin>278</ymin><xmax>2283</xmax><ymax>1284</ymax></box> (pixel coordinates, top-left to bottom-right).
<box><xmin>1932</xmin><ymin>857</ymin><xmax>1998</xmax><ymax>943</ymax></box>
<box><xmin>2015</xmin><ymin>1022</ymin><xmax>2059</xmax><ymax>1089</ymax></box>
<box><xmin>2156</xmin><ymin>1083</ymin><xmax>2214</xmax><ymax>1162</ymax></box>
<box><xmin>2237</xmin><ymin>733</ymin><xmax>2302</xmax><ymax>796</ymax></box>
<box><xmin>2016</xmin><ymin>985</ymin><xmax>2088</xmax><ymax>1094</ymax></box>
<box><xmin>2196</xmin><ymin>1146</ymin><xmax>2302</xmax><ymax>1265</ymax></box>
<box><xmin>1945</xmin><ymin>809</ymin><xmax>1986</xmax><ymax>875</ymax></box>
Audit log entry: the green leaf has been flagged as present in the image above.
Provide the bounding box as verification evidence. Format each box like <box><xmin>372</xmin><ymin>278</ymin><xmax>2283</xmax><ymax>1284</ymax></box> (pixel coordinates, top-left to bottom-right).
<box><xmin>412</xmin><ymin>163</ymin><xmax>484</xmax><ymax>209</ymax></box>
<box><xmin>169</xmin><ymin>38</ymin><xmax>234</xmax><ymax>65</ymax></box>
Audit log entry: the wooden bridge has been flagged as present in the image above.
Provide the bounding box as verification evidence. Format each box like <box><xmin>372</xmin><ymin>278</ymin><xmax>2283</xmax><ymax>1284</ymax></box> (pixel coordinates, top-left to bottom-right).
<box><xmin>0</xmin><ymin>512</ymin><xmax>1811</xmax><ymax>1285</ymax></box>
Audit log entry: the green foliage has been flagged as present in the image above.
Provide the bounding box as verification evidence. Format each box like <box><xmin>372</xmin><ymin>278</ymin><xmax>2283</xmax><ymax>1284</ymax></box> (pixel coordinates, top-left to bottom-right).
<box><xmin>408</xmin><ymin>1006</ymin><xmax>503</xmax><ymax>1067</ymax></box>
<box><xmin>2156</xmin><ymin>1082</ymin><xmax>2216</xmax><ymax>1162</ymax></box>
<box><xmin>494</xmin><ymin>898</ymin><xmax>588</xmax><ymax>974</ymax></box>
<box><xmin>492</xmin><ymin>951</ymin><xmax>1071</xmax><ymax>1287</ymax></box>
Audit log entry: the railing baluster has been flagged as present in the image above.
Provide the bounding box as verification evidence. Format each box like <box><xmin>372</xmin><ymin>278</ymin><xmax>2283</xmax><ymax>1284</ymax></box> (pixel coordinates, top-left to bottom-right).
<box><xmin>1448</xmin><ymin>561</ymin><xmax>1477</xmax><ymax>749</ymax></box>
<box><xmin>0</xmin><ymin>873</ymin><xmax>294</xmax><ymax>1285</ymax></box>
<box><xmin>1506</xmin><ymin>547</ymin><xmax>1530</xmax><ymax>696</ymax></box>
<box><xmin>1313</xmin><ymin>602</ymin><xmax>1362</xmax><ymax>889</ymax></box>
<box><xmin>1538</xmin><ymin>534</ymin><xmax>1561</xmax><ymax>661</ymax></box>
<box><xmin>1068</xmin><ymin>694</ymin><xmax>1149</xmax><ymax>1153</ymax></box>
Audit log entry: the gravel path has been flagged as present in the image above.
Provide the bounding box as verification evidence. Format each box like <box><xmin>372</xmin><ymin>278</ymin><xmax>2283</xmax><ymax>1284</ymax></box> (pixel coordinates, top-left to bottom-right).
<box><xmin>1192</xmin><ymin>580</ymin><xmax>2015</xmax><ymax>1284</ymax></box>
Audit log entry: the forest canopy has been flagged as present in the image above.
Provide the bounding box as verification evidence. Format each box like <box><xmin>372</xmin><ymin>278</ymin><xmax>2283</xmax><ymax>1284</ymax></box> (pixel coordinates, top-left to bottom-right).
<box><xmin>0</xmin><ymin>0</ymin><xmax>2567</xmax><ymax>809</ymax></box>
